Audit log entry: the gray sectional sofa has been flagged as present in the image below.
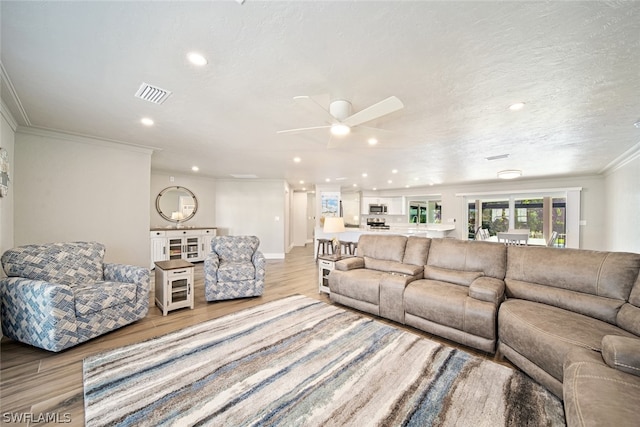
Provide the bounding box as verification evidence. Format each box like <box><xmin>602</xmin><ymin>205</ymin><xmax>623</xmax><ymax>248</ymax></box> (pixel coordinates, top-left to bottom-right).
<box><xmin>328</xmin><ymin>234</ymin><xmax>640</xmax><ymax>427</ymax></box>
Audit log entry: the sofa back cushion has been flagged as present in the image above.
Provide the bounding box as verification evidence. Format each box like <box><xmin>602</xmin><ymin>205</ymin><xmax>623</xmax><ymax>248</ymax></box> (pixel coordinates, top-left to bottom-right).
<box><xmin>1</xmin><ymin>241</ymin><xmax>105</xmax><ymax>288</ymax></box>
<box><xmin>358</xmin><ymin>234</ymin><xmax>407</xmax><ymax>264</ymax></box>
<box><xmin>615</xmin><ymin>275</ymin><xmax>640</xmax><ymax>335</ymax></box>
<box><xmin>426</xmin><ymin>239</ymin><xmax>507</xmax><ymax>280</ymax></box>
<box><xmin>357</xmin><ymin>234</ymin><xmax>408</xmax><ymax>274</ymax></box>
<box><xmin>506</xmin><ymin>246</ymin><xmax>640</xmax><ymax>325</ymax></box>
<box><xmin>402</xmin><ymin>236</ymin><xmax>431</xmax><ymax>266</ymax></box>
<box><xmin>212</xmin><ymin>236</ymin><xmax>259</xmax><ymax>263</ymax></box>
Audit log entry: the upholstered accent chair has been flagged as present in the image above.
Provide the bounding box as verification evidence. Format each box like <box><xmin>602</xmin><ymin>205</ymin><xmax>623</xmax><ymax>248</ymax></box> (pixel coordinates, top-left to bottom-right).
<box><xmin>204</xmin><ymin>235</ymin><xmax>265</xmax><ymax>301</ymax></box>
<box><xmin>0</xmin><ymin>242</ymin><xmax>149</xmax><ymax>352</ymax></box>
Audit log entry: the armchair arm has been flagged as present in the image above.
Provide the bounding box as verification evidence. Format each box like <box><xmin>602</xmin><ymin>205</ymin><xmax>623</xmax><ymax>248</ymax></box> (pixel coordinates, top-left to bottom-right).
<box><xmin>335</xmin><ymin>257</ymin><xmax>364</xmax><ymax>271</ymax></box>
<box><xmin>253</xmin><ymin>251</ymin><xmax>266</xmax><ymax>280</ymax></box>
<box><xmin>204</xmin><ymin>253</ymin><xmax>221</xmax><ymax>285</ymax></box>
<box><xmin>103</xmin><ymin>263</ymin><xmax>150</xmax><ymax>317</ymax></box>
<box><xmin>602</xmin><ymin>335</ymin><xmax>640</xmax><ymax>377</ymax></box>
<box><xmin>468</xmin><ymin>277</ymin><xmax>505</xmax><ymax>304</ymax></box>
<box><xmin>0</xmin><ymin>278</ymin><xmax>78</xmax><ymax>351</ymax></box>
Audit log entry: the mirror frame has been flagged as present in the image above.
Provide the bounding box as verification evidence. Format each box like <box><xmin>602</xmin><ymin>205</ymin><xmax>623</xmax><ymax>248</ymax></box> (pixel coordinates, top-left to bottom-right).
<box><xmin>155</xmin><ymin>186</ymin><xmax>198</xmax><ymax>223</ymax></box>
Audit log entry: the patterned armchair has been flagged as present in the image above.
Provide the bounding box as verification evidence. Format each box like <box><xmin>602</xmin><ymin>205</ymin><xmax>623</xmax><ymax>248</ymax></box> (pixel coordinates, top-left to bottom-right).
<box><xmin>0</xmin><ymin>242</ymin><xmax>149</xmax><ymax>352</ymax></box>
<box><xmin>204</xmin><ymin>235</ymin><xmax>266</xmax><ymax>301</ymax></box>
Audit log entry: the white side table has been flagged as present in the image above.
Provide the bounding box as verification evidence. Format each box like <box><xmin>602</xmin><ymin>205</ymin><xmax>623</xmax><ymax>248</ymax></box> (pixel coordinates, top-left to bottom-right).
<box><xmin>154</xmin><ymin>259</ymin><xmax>195</xmax><ymax>316</ymax></box>
<box><xmin>318</xmin><ymin>254</ymin><xmax>348</xmax><ymax>295</ymax></box>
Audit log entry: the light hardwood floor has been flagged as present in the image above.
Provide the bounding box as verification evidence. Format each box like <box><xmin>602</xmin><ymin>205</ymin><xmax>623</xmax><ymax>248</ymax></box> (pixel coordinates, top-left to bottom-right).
<box><xmin>1</xmin><ymin>244</ymin><xmax>509</xmax><ymax>426</ymax></box>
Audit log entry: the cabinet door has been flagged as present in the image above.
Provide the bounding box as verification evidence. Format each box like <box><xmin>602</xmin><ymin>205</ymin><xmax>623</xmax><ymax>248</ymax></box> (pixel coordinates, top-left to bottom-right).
<box><xmin>202</xmin><ymin>229</ymin><xmax>217</xmax><ymax>259</ymax></box>
<box><xmin>183</xmin><ymin>236</ymin><xmax>201</xmax><ymax>261</ymax></box>
<box><xmin>168</xmin><ymin>238</ymin><xmax>183</xmax><ymax>260</ymax></box>
<box><xmin>150</xmin><ymin>238</ymin><xmax>167</xmax><ymax>268</ymax></box>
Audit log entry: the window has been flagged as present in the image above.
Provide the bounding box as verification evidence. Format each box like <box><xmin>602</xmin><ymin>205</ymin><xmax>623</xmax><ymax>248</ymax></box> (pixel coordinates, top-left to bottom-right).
<box><xmin>467</xmin><ymin>194</ymin><xmax>567</xmax><ymax>247</ymax></box>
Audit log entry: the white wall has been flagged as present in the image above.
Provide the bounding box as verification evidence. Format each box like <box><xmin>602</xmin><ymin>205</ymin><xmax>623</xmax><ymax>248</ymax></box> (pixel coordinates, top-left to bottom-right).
<box><xmin>292</xmin><ymin>191</ymin><xmax>308</xmax><ymax>247</ymax></box>
<box><xmin>0</xmin><ymin>106</ymin><xmax>16</xmax><ymax>271</ymax></box>
<box><xmin>150</xmin><ymin>171</ymin><xmax>217</xmax><ymax>229</ymax></box>
<box><xmin>214</xmin><ymin>179</ymin><xmax>286</xmax><ymax>258</ymax></box>
<box><xmin>604</xmin><ymin>147</ymin><xmax>640</xmax><ymax>253</ymax></box>
<box><xmin>14</xmin><ymin>128</ymin><xmax>152</xmax><ymax>266</ymax></box>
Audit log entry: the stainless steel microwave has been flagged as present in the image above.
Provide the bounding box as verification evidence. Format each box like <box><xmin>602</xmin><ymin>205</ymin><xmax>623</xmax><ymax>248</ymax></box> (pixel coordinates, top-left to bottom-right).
<box><xmin>369</xmin><ymin>204</ymin><xmax>388</xmax><ymax>215</ymax></box>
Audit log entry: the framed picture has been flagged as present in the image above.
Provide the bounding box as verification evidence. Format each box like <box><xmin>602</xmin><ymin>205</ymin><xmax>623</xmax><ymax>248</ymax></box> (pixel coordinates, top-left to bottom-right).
<box><xmin>0</xmin><ymin>147</ymin><xmax>9</xmax><ymax>197</ymax></box>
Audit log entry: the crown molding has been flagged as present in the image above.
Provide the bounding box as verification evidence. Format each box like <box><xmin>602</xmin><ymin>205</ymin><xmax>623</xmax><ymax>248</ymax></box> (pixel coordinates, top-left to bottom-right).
<box><xmin>599</xmin><ymin>141</ymin><xmax>640</xmax><ymax>176</ymax></box>
<box><xmin>0</xmin><ymin>98</ymin><xmax>18</xmax><ymax>132</ymax></box>
<box><xmin>16</xmin><ymin>125</ymin><xmax>159</xmax><ymax>155</ymax></box>
<box><xmin>0</xmin><ymin>61</ymin><xmax>30</xmax><ymax>126</ymax></box>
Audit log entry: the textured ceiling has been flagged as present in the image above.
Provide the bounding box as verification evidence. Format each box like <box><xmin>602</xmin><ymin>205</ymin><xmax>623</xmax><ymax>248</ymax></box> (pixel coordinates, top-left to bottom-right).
<box><xmin>2</xmin><ymin>1</ymin><xmax>639</xmax><ymax>191</ymax></box>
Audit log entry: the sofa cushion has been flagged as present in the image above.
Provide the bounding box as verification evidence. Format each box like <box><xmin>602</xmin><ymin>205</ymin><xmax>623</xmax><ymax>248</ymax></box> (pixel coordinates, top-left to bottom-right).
<box><xmin>364</xmin><ymin>258</ymin><xmax>422</xmax><ymax>276</ymax></box>
<box><xmin>424</xmin><ymin>265</ymin><xmax>484</xmax><ymax>287</ymax></box>
<box><xmin>73</xmin><ymin>281</ymin><xmax>137</xmax><ymax>316</ymax></box>
<box><xmin>1</xmin><ymin>242</ymin><xmax>105</xmax><ymax>288</ymax></box>
<box><xmin>506</xmin><ymin>246</ymin><xmax>640</xmax><ymax>301</ymax></box>
<box><xmin>356</xmin><ymin>234</ymin><xmax>407</xmax><ymax>263</ymax></box>
<box><xmin>218</xmin><ymin>262</ymin><xmax>256</xmax><ymax>282</ymax></box>
<box><xmin>601</xmin><ymin>335</ymin><xmax>640</xmax><ymax>377</ymax></box>
<box><xmin>498</xmin><ymin>299</ymin><xmax>636</xmax><ymax>382</ymax></box>
<box><xmin>564</xmin><ymin>347</ymin><xmax>640</xmax><ymax>427</ymax></box>
<box><xmin>402</xmin><ymin>236</ymin><xmax>431</xmax><ymax>266</ymax></box>
<box><xmin>426</xmin><ymin>239</ymin><xmax>506</xmax><ymax>280</ymax></box>
<box><xmin>329</xmin><ymin>269</ymin><xmax>383</xmax><ymax>305</ymax></box>
<box><xmin>505</xmin><ymin>279</ymin><xmax>625</xmax><ymax>325</ymax></box>
<box><xmin>404</xmin><ymin>279</ymin><xmax>497</xmax><ymax>340</ymax></box>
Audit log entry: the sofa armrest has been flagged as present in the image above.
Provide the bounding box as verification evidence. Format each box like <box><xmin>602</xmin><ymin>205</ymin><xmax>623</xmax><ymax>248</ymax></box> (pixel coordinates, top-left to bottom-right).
<box><xmin>335</xmin><ymin>257</ymin><xmax>364</xmax><ymax>271</ymax></box>
<box><xmin>602</xmin><ymin>335</ymin><xmax>640</xmax><ymax>377</ymax></box>
<box><xmin>468</xmin><ymin>277</ymin><xmax>505</xmax><ymax>304</ymax></box>
<box><xmin>103</xmin><ymin>263</ymin><xmax>150</xmax><ymax>317</ymax></box>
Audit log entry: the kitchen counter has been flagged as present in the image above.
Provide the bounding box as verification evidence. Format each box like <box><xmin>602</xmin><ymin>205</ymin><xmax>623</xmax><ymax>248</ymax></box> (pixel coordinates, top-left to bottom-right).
<box><xmin>315</xmin><ymin>223</ymin><xmax>456</xmax><ymax>257</ymax></box>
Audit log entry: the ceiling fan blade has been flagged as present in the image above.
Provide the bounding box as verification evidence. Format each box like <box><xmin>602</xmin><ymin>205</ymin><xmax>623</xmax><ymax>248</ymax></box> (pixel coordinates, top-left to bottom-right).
<box><xmin>276</xmin><ymin>125</ymin><xmax>331</xmax><ymax>134</ymax></box>
<box><xmin>293</xmin><ymin>95</ymin><xmax>336</xmax><ymax>124</ymax></box>
<box><xmin>342</xmin><ymin>96</ymin><xmax>404</xmax><ymax>127</ymax></box>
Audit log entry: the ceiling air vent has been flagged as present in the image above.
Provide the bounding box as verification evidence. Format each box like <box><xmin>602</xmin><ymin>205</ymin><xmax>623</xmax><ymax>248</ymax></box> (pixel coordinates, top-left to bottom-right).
<box><xmin>134</xmin><ymin>82</ymin><xmax>172</xmax><ymax>104</ymax></box>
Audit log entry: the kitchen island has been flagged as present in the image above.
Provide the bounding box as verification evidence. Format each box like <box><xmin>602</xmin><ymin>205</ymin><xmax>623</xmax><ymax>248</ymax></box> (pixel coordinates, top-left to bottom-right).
<box><xmin>314</xmin><ymin>223</ymin><xmax>456</xmax><ymax>258</ymax></box>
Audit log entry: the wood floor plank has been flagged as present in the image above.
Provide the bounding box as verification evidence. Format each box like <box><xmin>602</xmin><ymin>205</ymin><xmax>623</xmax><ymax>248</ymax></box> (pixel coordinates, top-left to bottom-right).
<box><xmin>0</xmin><ymin>244</ymin><xmax>509</xmax><ymax>426</ymax></box>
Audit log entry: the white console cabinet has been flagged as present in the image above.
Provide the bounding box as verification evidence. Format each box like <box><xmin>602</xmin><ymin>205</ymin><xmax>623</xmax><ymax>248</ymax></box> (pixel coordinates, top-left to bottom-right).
<box><xmin>149</xmin><ymin>228</ymin><xmax>216</xmax><ymax>269</ymax></box>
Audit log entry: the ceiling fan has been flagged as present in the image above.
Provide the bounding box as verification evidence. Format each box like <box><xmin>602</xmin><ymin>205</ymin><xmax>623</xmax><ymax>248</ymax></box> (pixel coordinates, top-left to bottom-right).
<box><xmin>277</xmin><ymin>95</ymin><xmax>404</xmax><ymax>147</ymax></box>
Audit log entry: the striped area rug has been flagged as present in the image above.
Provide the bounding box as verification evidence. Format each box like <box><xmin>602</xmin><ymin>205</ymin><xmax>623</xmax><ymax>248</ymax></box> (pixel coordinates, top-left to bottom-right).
<box><xmin>83</xmin><ymin>295</ymin><xmax>565</xmax><ymax>426</ymax></box>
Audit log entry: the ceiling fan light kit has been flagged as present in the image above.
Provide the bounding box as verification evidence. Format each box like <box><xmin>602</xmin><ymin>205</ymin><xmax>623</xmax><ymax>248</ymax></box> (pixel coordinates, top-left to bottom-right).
<box><xmin>330</xmin><ymin>123</ymin><xmax>351</xmax><ymax>136</ymax></box>
<box><xmin>277</xmin><ymin>95</ymin><xmax>404</xmax><ymax>146</ymax></box>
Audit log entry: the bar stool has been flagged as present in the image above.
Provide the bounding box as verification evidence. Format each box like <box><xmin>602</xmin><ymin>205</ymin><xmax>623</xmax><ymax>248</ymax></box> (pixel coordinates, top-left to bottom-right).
<box><xmin>339</xmin><ymin>240</ymin><xmax>353</xmax><ymax>255</ymax></box>
<box><xmin>351</xmin><ymin>241</ymin><xmax>358</xmax><ymax>256</ymax></box>
<box><xmin>316</xmin><ymin>238</ymin><xmax>332</xmax><ymax>258</ymax></box>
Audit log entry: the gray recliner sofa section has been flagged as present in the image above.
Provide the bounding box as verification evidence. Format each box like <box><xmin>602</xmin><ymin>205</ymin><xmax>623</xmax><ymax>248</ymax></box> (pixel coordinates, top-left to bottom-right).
<box><xmin>404</xmin><ymin>239</ymin><xmax>506</xmax><ymax>353</ymax></box>
<box><xmin>328</xmin><ymin>234</ymin><xmax>640</xmax><ymax>427</ymax></box>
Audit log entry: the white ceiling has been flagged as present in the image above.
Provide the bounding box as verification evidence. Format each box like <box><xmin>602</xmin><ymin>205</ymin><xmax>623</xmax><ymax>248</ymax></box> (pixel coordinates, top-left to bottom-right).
<box><xmin>2</xmin><ymin>1</ymin><xmax>639</xmax><ymax>192</ymax></box>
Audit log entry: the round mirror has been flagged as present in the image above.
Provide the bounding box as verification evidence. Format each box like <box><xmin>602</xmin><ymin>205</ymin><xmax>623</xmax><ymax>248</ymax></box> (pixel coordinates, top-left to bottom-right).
<box><xmin>156</xmin><ymin>186</ymin><xmax>198</xmax><ymax>223</ymax></box>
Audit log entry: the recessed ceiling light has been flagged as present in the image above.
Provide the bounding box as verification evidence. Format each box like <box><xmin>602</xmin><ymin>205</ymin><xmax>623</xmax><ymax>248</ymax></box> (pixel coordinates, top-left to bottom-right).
<box><xmin>293</xmin><ymin>157</ymin><xmax>301</xmax><ymax>163</ymax></box>
<box><xmin>368</xmin><ymin>138</ymin><xmax>378</xmax><ymax>145</ymax></box>
<box><xmin>362</xmin><ymin>173</ymin><xmax>368</xmax><ymax>177</ymax></box>
<box><xmin>509</xmin><ymin>102</ymin><xmax>525</xmax><ymax>111</ymax></box>
<box><xmin>392</xmin><ymin>169</ymin><xmax>398</xmax><ymax>174</ymax></box>
<box><xmin>187</xmin><ymin>52</ymin><xmax>207</xmax><ymax>66</ymax></box>
<box><xmin>387</xmin><ymin>180</ymin><xmax>393</xmax><ymax>184</ymax></box>
<box><xmin>299</xmin><ymin>180</ymin><xmax>304</xmax><ymax>184</ymax></box>
<box><xmin>405</xmin><ymin>185</ymin><xmax>410</xmax><ymax>188</ymax></box>
<box><xmin>191</xmin><ymin>166</ymin><xmax>199</xmax><ymax>172</ymax></box>
<box><xmin>353</xmin><ymin>184</ymin><xmax>358</xmax><ymax>187</ymax></box>
<box><xmin>372</xmin><ymin>187</ymin><xmax>377</xmax><ymax>191</ymax></box>
<box><xmin>330</xmin><ymin>124</ymin><xmax>351</xmax><ymax>136</ymax></box>
<box><xmin>498</xmin><ymin>169</ymin><xmax>522</xmax><ymax>179</ymax></box>
<box><xmin>325</xmin><ymin>178</ymin><xmax>331</xmax><ymax>182</ymax></box>
<box><xmin>140</xmin><ymin>117</ymin><xmax>154</xmax><ymax>126</ymax></box>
